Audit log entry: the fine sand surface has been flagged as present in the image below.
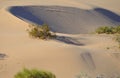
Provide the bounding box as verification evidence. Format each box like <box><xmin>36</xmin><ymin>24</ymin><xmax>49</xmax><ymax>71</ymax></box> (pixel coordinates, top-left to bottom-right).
<box><xmin>0</xmin><ymin>0</ymin><xmax>120</xmax><ymax>78</ymax></box>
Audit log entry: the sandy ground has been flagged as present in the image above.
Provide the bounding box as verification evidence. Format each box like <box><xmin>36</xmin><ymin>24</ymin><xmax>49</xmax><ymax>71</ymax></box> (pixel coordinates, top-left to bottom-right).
<box><xmin>0</xmin><ymin>0</ymin><xmax>120</xmax><ymax>78</ymax></box>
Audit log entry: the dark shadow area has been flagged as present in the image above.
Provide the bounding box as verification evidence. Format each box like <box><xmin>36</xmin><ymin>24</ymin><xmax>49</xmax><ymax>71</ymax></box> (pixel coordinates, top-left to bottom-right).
<box><xmin>55</xmin><ymin>36</ymin><xmax>84</xmax><ymax>46</ymax></box>
<box><xmin>8</xmin><ymin>6</ymin><xmax>120</xmax><ymax>34</ymax></box>
<box><xmin>81</xmin><ymin>52</ymin><xmax>96</xmax><ymax>69</ymax></box>
<box><xmin>95</xmin><ymin>8</ymin><xmax>120</xmax><ymax>22</ymax></box>
<box><xmin>9</xmin><ymin>6</ymin><xmax>44</xmax><ymax>25</ymax></box>
<box><xmin>0</xmin><ymin>53</ymin><xmax>7</xmax><ymax>60</ymax></box>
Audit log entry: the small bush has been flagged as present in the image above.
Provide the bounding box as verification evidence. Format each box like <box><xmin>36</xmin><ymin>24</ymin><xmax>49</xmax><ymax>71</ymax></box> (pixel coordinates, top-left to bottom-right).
<box><xmin>27</xmin><ymin>24</ymin><xmax>56</xmax><ymax>40</ymax></box>
<box><xmin>95</xmin><ymin>26</ymin><xmax>120</xmax><ymax>34</ymax></box>
<box><xmin>15</xmin><ymin>68</ymin><xmax>56</xmax><ymax>78</ymax></box>
<box><xmin>95</xmin><ymin>26</ymin><xmax>113</xmax><ymax>34</ymax></box>
<box><xmin>114</xmin><ymin>26</ymin><xmax>120</xmax><ymax>34</ymax></box>
<box><xmin>95</xmin><ymin>26</ymin><xmax>120</xmax><ymax>49</ymax></box>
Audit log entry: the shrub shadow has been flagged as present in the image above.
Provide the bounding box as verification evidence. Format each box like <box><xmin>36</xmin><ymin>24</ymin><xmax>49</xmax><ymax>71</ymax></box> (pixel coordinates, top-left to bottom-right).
<box><xmin>55</xmin><ymin>36</ymin><xmax>84</xmax><ymax>46</ymax></box>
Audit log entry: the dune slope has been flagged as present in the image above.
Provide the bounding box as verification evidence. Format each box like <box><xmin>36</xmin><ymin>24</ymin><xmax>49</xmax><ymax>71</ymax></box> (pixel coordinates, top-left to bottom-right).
<box><xmin>0</xmin><ymin>0</ymin><xmax>120</xmax><ymax>78</ymax></box>
<box><xmin>8</xmin><ymin>6</ymin><xmax>120</xmax><ymax>34</ymax></box>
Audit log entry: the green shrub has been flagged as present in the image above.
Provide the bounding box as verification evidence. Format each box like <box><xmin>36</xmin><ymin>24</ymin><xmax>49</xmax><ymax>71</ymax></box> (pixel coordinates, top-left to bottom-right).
<box><xmin>15</xmin><ymin>68</ymin><xmax>56</xmax><ymax>78</ymax></box>
<box><xmin>95</xmin><ymin>26</ymin><xmax>120</xmax><ymax>34</ymax></box>
<box><xmin>95</xmin><ymin>26</ymin><xmax>113</xmax><ymax>34</ymax></box>
<box><xmin>114</xmin><ymin>26</ymin><xmax>120</xmax><ymax>34</ymax></box>
<box><xmin>27</xmin><ymin>24</ymin><xmax>56</xmax><ymax>40</ymax></box>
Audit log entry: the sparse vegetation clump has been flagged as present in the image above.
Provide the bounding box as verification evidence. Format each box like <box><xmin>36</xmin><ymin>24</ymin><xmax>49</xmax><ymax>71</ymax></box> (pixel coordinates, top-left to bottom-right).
<box><xmin>95</xmin><ymin>26</ymin><xmax>113</xmax><ymax>34</ymax></box>
<box><xmin>15</xmin><ymin>68</ymin><xmax>56</xmax><ymax>78</ymax></box>
<box><xmin>27</xmin><ymin>24</ymin><xmax>56</xmax><ymax>40</ymax></box>
<box><xmin>95</xmin><ymin>26</ymin><xmax>120</xmax><ymax>49</ymax></box>
<box><xmin>95</xmin><ymin>26</ymin><xmax>120</xmax><ymax>34</ymax></box>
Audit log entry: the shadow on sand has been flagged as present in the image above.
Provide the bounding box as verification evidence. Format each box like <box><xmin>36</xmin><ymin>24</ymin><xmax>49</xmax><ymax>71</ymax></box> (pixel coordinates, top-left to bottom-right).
<box><xmin>8</xmin><ymin>6</ymin><xmax>120</xmax><ymax>34</ymax></box>
<box><xmin>0</xmin><ymin>53</ymin><xmax>7</xmax><ymax>60</ymax></box>
<box><xmin>8</xmin><ymin>6</ymin><xmax>44</xmax><ymax>25</ymax></box>
<box><xmin>55</xmin><ymin>36</ymin><xmax>84</xmax><ymax>46</ymax></box>
<box><xmin>94</xmin><ymin>8</ymin><xmax>120</xmax><ymax>22</ymax></box>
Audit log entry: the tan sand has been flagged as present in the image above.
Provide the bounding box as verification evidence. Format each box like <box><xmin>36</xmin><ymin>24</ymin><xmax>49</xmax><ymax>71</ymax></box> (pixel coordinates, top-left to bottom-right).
<box><xmin>0</xmin><ymin>0</ymin><xmax>120</xmax><ymax>78</ymax></box>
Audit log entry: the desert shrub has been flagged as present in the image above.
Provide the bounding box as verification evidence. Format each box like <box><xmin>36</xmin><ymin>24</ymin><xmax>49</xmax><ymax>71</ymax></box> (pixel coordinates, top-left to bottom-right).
<box><xmin>27</xmin><ymin>24</ymin><xmax>56</xmax><ymax>40</ymax></box>
<box><xmin>95</xmin><ymin>26</ymin><xmax>113</xmax><ymax>34</ymax></box>
<box><xmin>15</xmin><ymin>68</ymin><xmax>56</xmax><ymax>78</ymax></box>
<box><xmin>114</xmin><ymin>26</ymin><xmax>120</xmax><ymax>34</ymax></box>
<box><xmin>95</xmin><ymin>26</ymin><xmax>120</xmax><ymax>34</ymax></box>
<box><xmin>95</xmin><ymin>26</ymin><xmax>120</xmax><ymax>49</ymax></box>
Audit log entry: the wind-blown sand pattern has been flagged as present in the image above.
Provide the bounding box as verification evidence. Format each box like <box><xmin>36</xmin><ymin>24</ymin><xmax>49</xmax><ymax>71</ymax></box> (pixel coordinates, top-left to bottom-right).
<box><xmin>0</xmin><ymin>0</ymin><xmax>120</xmax><ymax>78</ymax></box>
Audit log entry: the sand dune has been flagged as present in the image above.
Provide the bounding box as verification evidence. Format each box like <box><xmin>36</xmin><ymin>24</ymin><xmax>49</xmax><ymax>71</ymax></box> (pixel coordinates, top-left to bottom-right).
<box><xmin>0</xmin><ymin>0</ymin><xmax>120</xmax><ymax>78</ymax></box>
<box><xmin>8</xmin><ymin>6</ymin><xmax>120</xmax><ymax>34</ymax></box>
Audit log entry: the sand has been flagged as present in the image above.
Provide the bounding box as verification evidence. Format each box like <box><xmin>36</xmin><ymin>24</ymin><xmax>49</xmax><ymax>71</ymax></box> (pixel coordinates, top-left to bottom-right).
<box><xmin>0</xmin><ymin>0</ymin><xmax>120</xmax><ymax>78</ymax></box>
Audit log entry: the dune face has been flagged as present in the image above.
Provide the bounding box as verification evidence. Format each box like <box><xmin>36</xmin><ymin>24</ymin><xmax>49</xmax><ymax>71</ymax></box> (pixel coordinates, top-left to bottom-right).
<box><xmin>1</xmin><ymin>0</ymin><xmax>120</xmax><ymax>78</ymax></box>
<box><xmin>9</xmin><ymin>6</ymin><xmax>120</xmax><ymax>34</ymax></box>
